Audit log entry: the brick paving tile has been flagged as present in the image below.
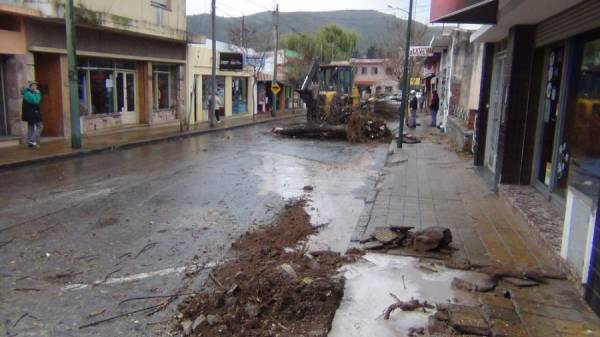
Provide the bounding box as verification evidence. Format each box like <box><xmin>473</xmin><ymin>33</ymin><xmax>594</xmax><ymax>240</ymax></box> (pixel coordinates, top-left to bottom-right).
<box><xmin>361</xmin><ymin>123</ymin><xmax>600</xmax><ymax>337</ymax></box>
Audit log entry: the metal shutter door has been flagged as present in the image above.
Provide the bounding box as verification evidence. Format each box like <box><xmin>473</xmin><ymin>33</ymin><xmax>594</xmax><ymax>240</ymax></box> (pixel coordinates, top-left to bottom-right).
<box><xmin>536</xmin><ymin>0</ymin><xmax>600</xmax><ymax>47</ymax></box>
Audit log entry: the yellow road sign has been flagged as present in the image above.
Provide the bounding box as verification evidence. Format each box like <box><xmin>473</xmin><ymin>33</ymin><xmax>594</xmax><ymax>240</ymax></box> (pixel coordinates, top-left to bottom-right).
<box><xmin>271</xmin><ymin>83</ymin><xmax>281</xmax><ymax>95</ymax></box>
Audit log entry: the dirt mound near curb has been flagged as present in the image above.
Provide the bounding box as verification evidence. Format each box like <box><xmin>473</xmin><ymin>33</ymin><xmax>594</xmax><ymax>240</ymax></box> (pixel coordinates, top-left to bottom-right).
<box><xmin>178</xmin><ymin>200</ymin><xmax>363</xmax><ymax>337</ymax></box>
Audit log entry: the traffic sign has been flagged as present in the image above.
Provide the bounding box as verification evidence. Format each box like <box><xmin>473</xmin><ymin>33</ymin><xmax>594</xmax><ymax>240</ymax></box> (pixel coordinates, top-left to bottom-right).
<box><xmin>271</xmin><ymin>83</ymin><xmax>281</xmax><ymax>95</ymax></box>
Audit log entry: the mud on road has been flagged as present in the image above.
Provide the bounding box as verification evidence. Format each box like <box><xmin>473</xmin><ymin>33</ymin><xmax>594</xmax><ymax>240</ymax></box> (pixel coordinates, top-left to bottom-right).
<box><xmin>178</xmin><ymin>200</ymin><xmax>363</xmax><ymax>337</ymax></box>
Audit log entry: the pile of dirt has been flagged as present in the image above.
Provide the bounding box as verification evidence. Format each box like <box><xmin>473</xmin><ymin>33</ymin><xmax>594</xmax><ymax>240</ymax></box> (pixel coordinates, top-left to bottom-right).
<box><xmin>177</xmin><ymin>200</ymin><xmax>363</xmax><ymax>337</ymax></box>
<box><xmin>346</xmin><ymin>112</ymin><xmax>393</xmax><ymax>143</ymax></box>
<box><xmin>272</xmin><ymin>113</ymin><xmax>392</xmax><ymax>144</ymax></box>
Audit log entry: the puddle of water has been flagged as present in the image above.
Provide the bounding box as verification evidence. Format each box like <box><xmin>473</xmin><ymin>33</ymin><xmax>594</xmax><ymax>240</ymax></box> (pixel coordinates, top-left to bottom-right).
<box><xmin>252</xmin><ymin>150</ymin><xmax>380</xmax><ymax>253</ymax></box>
<box><xmin>328</xmin><ymin>253</ymin><xmax>481</xmax><ymax>337</ymax></box>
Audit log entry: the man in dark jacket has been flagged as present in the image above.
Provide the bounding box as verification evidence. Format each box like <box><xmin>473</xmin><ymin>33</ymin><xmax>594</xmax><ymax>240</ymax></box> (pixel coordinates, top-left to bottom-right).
<box><xmin>21</xmin><ymin>81</ymin><xmax>43</xmax><ymax>148</ymax></box>
<box><xmin>409</xmin><ymin>90</ymin><xmax>418</xmax><ymax>128</ymax></box>
<box><xmin>429</xmin><ymin>90</ymin><xmax>440</xmax><ymax>127</ymax></box>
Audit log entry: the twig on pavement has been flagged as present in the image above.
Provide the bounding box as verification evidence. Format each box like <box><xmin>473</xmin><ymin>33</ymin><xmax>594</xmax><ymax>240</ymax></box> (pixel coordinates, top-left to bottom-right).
<box><xmin>94</xmin><ymin>269</ymin><xmax>121</xmax><ymax>287</ymax></box>
<box><xmin>12</xmin><ymin>313</ymin><xmax>27</xmax><ymax>328</ymax></box>
<box><xmin>135</xmin><ymin>243</ymin><xmax>158</xmax><ymax>258</ymax></box>
<box><xmin>209</xmin><ymin>272</ymin><xmax>225</xmax><ymax>289</ymax></box>
<box><xmin>79</xmin><ymin>304</ymin><xmax>163</xmax><ymax>329</ymax></box>
<box><xmin>118</xmin><ymin>292</ymin><xmax>199</xmax><ymax>306</ymax></box>
<box><xmin>0</xmin><ymin>239</ymin><xmax>15</xmax><ymax>249</ymax></box>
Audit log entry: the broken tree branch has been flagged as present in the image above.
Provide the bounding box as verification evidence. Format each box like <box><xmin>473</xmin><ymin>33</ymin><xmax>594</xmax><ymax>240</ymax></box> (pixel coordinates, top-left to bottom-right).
<box><xmin>383</xmin><ymin>294</ymin><xmax>434</xmax><ymax>320</ymax></box>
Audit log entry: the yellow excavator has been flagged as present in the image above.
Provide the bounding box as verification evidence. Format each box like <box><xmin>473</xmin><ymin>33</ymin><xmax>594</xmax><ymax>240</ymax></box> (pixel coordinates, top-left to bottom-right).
<box><xmin>298</xmin><ymin>59</ymin><xmax>360</xmax><ymax>124</ymax></box>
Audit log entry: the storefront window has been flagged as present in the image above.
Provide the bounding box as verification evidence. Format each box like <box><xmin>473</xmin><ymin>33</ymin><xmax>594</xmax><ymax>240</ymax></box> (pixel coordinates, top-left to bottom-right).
<box><xmin>565</xmin><ymin>37</ymin><xmax>600</xmax><ymax>197</ymax></box>
<box><xmin>153</xmin><ymin>65</ymin><xmax>172</xmax><ymax>110</ymax></box>
<box><xmin>90</xmin><ymin>70</ymin><xmax>115</xmax><ymax>114</ymax></box>
<box><xmin>537</xmin><ymin>47</ymin><xmax>564</xmax><ymax>186</ymax></box>
<box><xmin>202</xmin><ymin>76</ymin><xmax>226</xmax><ymax>118</ymax></box>
<box><xmin>232</xmin><ymin>77</ymin><xmax>248</xmax><ymax>114</ymax></box>
<box><xmin>77</xmin><ymin>58</ymin><xmax>138</xmax><ymax>116</ymax></box>
<box><xmin>78</xmin><ymin>70</ymin><xmax>89</xmax><ymax>115</ymax></box>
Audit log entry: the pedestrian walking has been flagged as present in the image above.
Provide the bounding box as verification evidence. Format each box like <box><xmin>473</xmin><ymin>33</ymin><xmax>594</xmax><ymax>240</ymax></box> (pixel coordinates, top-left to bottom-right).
<box><xmin>409</xmin><ymin>90</ymin><xmax>418</xmax><ymax>129</ymax></box>
<box><xmin>418</xmin><ymin>91</ymin><xmax>425</xmax><ymax>111</ymax></box>
<box><xmin>429</xmin><ymin>90</ymin><xmax>440</xmax><ymax>127</ymax></box>
<box><xmin>21</xmin><ymin>81</ymin><xmax>43</xmax><ymax>148</ymax></box>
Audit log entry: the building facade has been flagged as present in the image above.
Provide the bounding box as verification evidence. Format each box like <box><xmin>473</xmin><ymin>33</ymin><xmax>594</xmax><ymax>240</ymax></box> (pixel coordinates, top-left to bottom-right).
<box><xmin>350</xmin><ymin>58</ymin><xmax>399</xmax><ymax>97</ymax></box>
<box><xmin>187</xmin><ymin>43</ymin><xmax>256</xmax><ymax>123</ymax></box>
<box><xmin>432</xmin><ymin>0</ymin><xmax>600</xmax><ymax>314</ymax></box>
<box><xmin>430</xmin><ymin>28</ymin><xmax>485</xmax><ymax>151</ymax></box>
<box><xmin>0</xmin><ymin>0</ymin><xmax>194</xmax><ymax>144</ymax></box>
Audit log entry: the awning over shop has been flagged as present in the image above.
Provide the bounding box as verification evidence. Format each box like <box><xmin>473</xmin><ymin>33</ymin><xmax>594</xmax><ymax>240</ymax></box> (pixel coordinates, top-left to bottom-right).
<box><xmin>257</xmin><ymin>72</ymin><xmax>272</xmax><ymax>82</ymax></box>
<box><xmin>430</xmin><ymin>0</ymin><xmax>498</xmax><ymax>24</ymax></box>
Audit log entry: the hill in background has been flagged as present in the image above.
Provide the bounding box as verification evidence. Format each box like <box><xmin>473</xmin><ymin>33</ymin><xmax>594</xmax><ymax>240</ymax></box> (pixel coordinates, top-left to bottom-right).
<box><xmin>187</xmin><ymin>10</ymin><xmax>442</xmax><ymax>54</ymax></box>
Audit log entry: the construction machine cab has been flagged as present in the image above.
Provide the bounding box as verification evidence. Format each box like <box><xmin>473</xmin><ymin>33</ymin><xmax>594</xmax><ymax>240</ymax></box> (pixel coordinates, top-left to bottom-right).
<box><xmin>299</xmin><ymin>59</ymin><xmax>360</xmax><ymax>123</ymax></box>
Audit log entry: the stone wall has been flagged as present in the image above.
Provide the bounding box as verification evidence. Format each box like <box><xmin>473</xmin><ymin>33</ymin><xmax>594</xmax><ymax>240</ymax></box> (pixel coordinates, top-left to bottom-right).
<box><xmin>2</xmin><ymin>54</ymin><xmax>29</xmax><ymax>137</ymax></box>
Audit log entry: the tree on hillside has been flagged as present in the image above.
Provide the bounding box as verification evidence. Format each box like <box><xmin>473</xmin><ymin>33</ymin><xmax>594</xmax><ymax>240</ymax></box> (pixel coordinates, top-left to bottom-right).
<box><xmin>366</xmin><ymin>45</ymin><xmax>386</xmax><ymax>59</ymax></box>
<box><xmin>382</xmin><ymin>19</ymin><xmax>433</xmax><ymax>91</ymax></box>
<box><xmin>227</xmin><ymin>21</ymin><xmax>272</xmax><ymax>51</ymax></box>
<box><xmin>281</xmin><ymin>24</ymin><xmax>358</xmax><ymax>88</ymax></box>
<box><xmin>282</xmin><ymin>24</ymin><xmax>358</xmax><ymax>64</ymax></box>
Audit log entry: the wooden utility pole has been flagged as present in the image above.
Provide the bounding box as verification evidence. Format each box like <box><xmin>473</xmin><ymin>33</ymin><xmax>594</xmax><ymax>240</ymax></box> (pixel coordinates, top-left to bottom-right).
<box><xmin>272</xmin><ymin>4</ymin><xmax>279</xmax><ymax>117</ymax></box>
<box><xmin>65</xmin><ymin>0</ymin><xmax>81</xmax><ymax>148</ymax></box>
<box><xmin>210</xmin><ymin>0</ymin><xmax>217</xmax><ymax>127</ymax></box>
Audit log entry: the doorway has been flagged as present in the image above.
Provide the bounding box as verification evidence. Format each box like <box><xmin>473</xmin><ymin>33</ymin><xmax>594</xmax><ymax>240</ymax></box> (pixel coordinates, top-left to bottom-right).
<box><xmin>0</xmin><ymin>55</ymin><xmax>7</xmax><ymax>136</ymax></box>
<box><xmin>116</xmin><ymin>71</ymin><xmax>137</xmax><ymax>125</ymax></box>
<box><xmin>485</xmin><ymin>53</ymin><xmax>507</xmax><ymax>173</ymax></box>
<box><xmin>533</xmin><ymin>47</ymin><xmax>565</xmax><ymax>193</ymax></box>
<box><xmin>34</xmin><ymin>53</ymin><xmax>64</xmax><ymax>137</ymax></box>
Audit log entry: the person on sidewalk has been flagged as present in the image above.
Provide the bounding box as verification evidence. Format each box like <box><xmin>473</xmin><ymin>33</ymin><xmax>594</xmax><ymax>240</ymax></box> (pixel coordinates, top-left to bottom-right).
<box><xmin>21</xmin><ymin>81</ymin><xmax>43</xmax><ymax>148</ymax></box>
<box><xmin>429</xmin><ymin>90</ymin><xmax>440</xmax><ymax>127</ymax></box>
<box><xmin>409</xmin><ymin>90</ymin><xmax>418</xmax><ymax>129</ymax></box>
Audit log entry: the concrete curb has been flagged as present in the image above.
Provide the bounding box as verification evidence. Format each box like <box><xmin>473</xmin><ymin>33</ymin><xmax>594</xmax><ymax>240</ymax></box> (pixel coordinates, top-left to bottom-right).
<box><xmin>0</xmin><ymin>114</ymin><xmax>303</xmax><ymax>171</ymax></box>
<box><xmin>349</xmin><ymin>139</ymin><xmax>399</xmax><ymax>247</ymax></box>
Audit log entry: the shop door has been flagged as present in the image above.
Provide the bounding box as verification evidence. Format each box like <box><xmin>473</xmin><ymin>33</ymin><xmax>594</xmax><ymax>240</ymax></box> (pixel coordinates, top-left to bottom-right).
<box><xmin>0</xmin><ymin>57</ymin><xmax>7</xmax><ymax>136</ymax></box>
<box><xmin>534</xmin><ymin>47</ymin><xmax>565</xmax><ymax>191</ymax></box>
<box><xmin>34</xmin><ymin>53</ymin><xmax>63</xmax><ymax>137</ymax></box>
<box><xmin>116</xmin><ymin>71</ymin><xmax>137</xmax><ymax>125</ymax></box>
<box><xmin>485</xmin><ymin>54</ymin><xmax>507</xmax><ymax>173</ymax></box>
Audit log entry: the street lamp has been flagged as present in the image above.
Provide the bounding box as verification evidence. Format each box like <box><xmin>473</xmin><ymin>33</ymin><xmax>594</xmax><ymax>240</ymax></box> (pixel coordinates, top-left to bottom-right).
<box><xmin>387</xmin><ymin>4</ymin><xmax>409</xmax><ymax>17</ymax></box>
<box><xmin>389</xmin><ymin>0</ymin><xmax>414</xmax><ymax>149</ymax></box>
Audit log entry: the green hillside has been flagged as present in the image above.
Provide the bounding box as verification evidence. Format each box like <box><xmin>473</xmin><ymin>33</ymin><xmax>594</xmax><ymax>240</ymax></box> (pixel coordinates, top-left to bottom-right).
<box><xmin>187</xmin><ymin>10</ymin><xmax>441</xmax><ymax>53</ymax></box>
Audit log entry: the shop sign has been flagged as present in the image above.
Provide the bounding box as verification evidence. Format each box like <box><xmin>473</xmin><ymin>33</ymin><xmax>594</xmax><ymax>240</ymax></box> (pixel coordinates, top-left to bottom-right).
<box><xmin>246</xmin><ymin>56</ymin><xmax>265</xmax><ymax>68</ymax></box>
<box><xmin>410</xmin><ymin>47</ymin><xmax>434</xmax><ymax>57</ymax></box>
<box><xmin>219</xmin><ymin>53</ymin><xmax>244</xmax><ymax>71</ymax></box>
<box><xmin>410</xmin><ymin>78</ymin><xmax>421</xmax><ymax>86</ymax></box>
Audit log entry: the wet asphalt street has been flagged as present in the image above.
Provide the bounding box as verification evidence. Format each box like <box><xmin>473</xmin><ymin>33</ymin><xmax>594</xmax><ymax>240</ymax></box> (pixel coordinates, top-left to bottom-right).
<box><xmin>0</xmin><ymin>117</ymin><xmax>388</xmax><ymax>337</ymax></box>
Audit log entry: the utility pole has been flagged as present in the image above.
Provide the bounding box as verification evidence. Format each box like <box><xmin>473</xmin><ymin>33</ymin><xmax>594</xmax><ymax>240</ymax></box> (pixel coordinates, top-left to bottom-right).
<box><xmin>271</xmin><ymin>4</ymin><xmax>279</xmax><ymax>117</ymax></box>
<box><xmin>241</xmin><ymin>15</ymin><xmax>246</xmax><ymax>49</ymax></box>
<box><xmin>397</xmin><ymin>0</ymin><xmax>414</xmax><ymax>148</ymax></box>
<box><xmin>210</xmin><ymin>0</ymin><xmax>217</xmax><ymax>127</ymax></box>
<box><xmin>65</xmin><ymin>0</ymin><xmax>81</xmax><ymax>149</ymax></box>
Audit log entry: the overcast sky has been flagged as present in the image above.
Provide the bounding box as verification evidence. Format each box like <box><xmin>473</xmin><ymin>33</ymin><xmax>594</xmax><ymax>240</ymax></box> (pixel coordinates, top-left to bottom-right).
<box><xmin>187</xmin><ymin>0</ymin><xmax>434</xmax><ymax>24</ymax></box>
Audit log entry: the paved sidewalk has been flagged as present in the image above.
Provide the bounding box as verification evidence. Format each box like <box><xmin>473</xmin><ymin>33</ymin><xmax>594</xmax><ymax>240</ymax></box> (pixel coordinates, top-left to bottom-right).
<box><xmin>0</xmin><ymin>112</ymin><xmax>302</xmax><ymax>170</ymax></box>
<box><xmin>358</xmin><ymin>116</ymin><xmax>600</xmax><ymax>336</ymax></box>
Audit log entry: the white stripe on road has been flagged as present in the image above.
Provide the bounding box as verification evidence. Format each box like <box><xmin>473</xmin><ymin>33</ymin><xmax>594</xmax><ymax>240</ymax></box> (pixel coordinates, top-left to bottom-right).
<box><xmin>61</xmin><ymin>265</ymin><xmax>202</xmax><ymax>292</ymax></box>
